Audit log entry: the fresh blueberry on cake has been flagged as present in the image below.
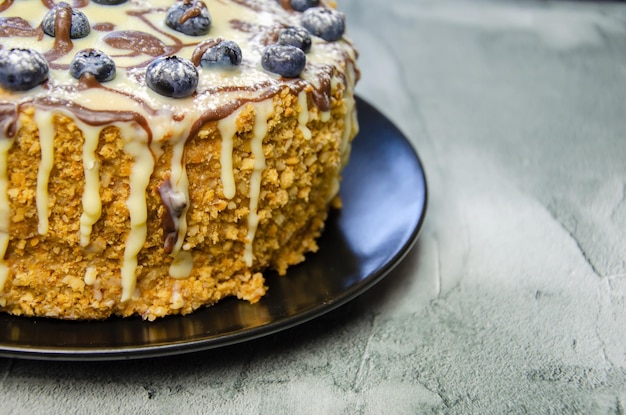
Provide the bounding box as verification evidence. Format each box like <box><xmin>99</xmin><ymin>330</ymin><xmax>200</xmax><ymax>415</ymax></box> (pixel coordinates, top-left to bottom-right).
<box><xmin>41</xmin><ymin>2</ymin><xmax>91</xmax><ymax>39</ymax></box>
<box><xmin>301</xmin><ymin>6</ymin><xmax>345</xmax><ymax>42</ymax></box>
<box><xmin>277</xmin><ymin>26</ymin><xmax>312</xmax><ymax>53</ymax></box>
<box><xmin>0</xmin><ymin>48</ymin><xmax>49</xmax><ymax>91</ymax></box>
<box><xmin>70</xmin><ymin>49</ymin><xmax>116</xmax><ymax>82</ymax></box>
<box><xmin>146</xmin><ymin>56</ymin><xmax>199</xmax><ymax>98</ymax></box>
<box><xmin>198</xmin><ymin>39</ymin><xmax>242</xmax><ymax>68</ymax></box>
<box><xmin>0</xmin><ymin>0</ymin><xmax>359</xmax><ymax>320</ymax></box>
<box><xmin>165</xmin><ymin>0</ymin><xmax>212</xmax><ymax>36</ymax></box>
<box><xmin>290</xmin><ymin>0</ymin><xmax>320</xmax><ymax>12</ymax></box>
<box><xmin>262</xmin><ymin>44</ymin><xmax>307</xmax><ymax>78</ymax></box>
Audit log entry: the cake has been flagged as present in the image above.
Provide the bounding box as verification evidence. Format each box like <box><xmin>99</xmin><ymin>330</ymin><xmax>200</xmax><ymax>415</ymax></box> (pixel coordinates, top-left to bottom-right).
<box><xmin>0</xmin><ymin>0</ymin><xmax>359</xmax><ymax>320</ymax></box>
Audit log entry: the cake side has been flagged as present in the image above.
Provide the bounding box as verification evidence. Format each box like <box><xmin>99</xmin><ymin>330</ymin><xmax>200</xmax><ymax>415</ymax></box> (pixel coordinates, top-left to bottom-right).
<box><xmin>0</xmin><ymin>0</ymin><xmax>359</xmax><ymax>320</ymax></box>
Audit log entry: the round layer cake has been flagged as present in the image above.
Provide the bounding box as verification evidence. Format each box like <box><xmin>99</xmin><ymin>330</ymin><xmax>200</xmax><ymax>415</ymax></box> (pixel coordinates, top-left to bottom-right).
<box><xmin>0</xmin><ymin>0</ymin><xmax>359</xmax><ymax>319</ymax></box>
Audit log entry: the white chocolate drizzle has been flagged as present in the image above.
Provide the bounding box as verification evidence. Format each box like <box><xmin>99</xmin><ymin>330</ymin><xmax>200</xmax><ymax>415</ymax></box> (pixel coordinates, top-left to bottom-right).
<box><xmin>167</xmin><ymin>127</ymin><xmax>193</xmax><ymax>279</ymax></box>
<box><xmin>34</xmin><ymin>110</ymin><xmax>55</xmax><ymax>236</ymax></box>
<box><xmin>243</xmin><ymin>100</ymin><xmax>274</xmax><ymax>267</ymax></box>
<box><xmin>297</xmin><ymin>91</ymin><xmax>312</xmax><ymax>140</ymax></box>
<box><xmin>120</xmin><ymin>131</ymin><xmax>154</xmax><ymax>302</ymax></box>
<box><xmin>78</xmin><ymin>121</ymin><xmax>102</xmax><ymax>247</ymax></box>
<box><xmin>217</xmin><ymin>108</ymin><xmax>240</xmax><ymax>200</ymax></box>
<box><xmin>84</xmin><ymin>265</ymin><xmax>97</xmax><ymax>286</ymax></box>
<box><xmin>321</xmin><ymin>111</ymin><xmax>331</xmax><ymax>123</ymax></box>
<box><xmin>169</xmin><ymin>250</ymin><xmax>193</xmax><ymax>279</ymax></box>
<box><xmin>0</xmin><ymin>137</ymin><xmax>14</xmax><ymax>291</ymax></box>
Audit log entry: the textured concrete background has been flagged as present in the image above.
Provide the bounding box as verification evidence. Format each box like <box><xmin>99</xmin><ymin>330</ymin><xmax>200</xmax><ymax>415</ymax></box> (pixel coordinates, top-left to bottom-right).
<box><xmin>2</xmin><ymin>0</ymin><xmax>626</xmax><ymax>413</ymax></box>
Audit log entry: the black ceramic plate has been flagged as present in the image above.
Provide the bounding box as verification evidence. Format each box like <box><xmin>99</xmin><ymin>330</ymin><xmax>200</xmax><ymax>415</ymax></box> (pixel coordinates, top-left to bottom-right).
<box><xmin>0</xmin><ymin>97</ymin><xmax>427</xmax><ymax>361</ymax></box>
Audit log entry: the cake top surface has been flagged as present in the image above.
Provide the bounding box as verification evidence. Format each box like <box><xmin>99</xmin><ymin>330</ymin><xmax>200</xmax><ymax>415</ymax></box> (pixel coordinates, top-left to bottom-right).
<box><xmin>0</xmin><ymin>0</ymin><xmax>358</xmax><ymax>141</ymax></box>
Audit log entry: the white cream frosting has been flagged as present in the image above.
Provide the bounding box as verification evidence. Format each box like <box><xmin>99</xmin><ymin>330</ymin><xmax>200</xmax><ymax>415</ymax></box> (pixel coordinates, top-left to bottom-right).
<box><xmin>217</xmin><ymin>108</ymin><xmax>240</xmax><ymax>200</ymax></box>
<box><xmin>297</xmin><ymin>90</ymin><xmax>312</xmax><ymax>140</ymax></box>
<box><xmin>78</xmin><ymin>119</ymin><xmax>103</xmax><ymax>247</ymax></box>
<box><xmin>120</xmin><ymin>129</ymin><xmax>154</xmax><ymax>301</ymax></box>
<box><xmin>34</xmin><ymin>110</ymin><xmax>55</xmax><ymax>236</ymax></box>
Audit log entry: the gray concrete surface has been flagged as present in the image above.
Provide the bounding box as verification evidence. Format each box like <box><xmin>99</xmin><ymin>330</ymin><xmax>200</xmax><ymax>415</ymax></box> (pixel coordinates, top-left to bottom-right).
<box><xmin>2</xmin><ymin>0</ymin><xmax>626</xmax><ymax>413</ymax></box>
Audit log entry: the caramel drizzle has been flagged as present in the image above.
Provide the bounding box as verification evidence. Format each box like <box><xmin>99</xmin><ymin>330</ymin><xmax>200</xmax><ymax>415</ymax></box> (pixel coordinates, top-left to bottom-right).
<box><xmin>158</xmin><ymin>177</ymin><xmax>187</xmax><ymax>254</ymax></box>
<box><xmin>92</xmin><ymin>22</ymin><xmax>115</xmax><ymax>32</ymax></box>
<box><xmin>188</xmin><ymin>88</ymin><xmax>277</xmax><ymax>139</ymax></box>
<box><xmin>179</xmin><ymin>0</ymin><xmax>206</xmax><ymax>24</ymax></box>
<box><xmin>33</xmin><ymin>97</ymin><xmax>153</xmax><ymax>143</ymax></box>
<box><xmin>0</xmin><ymin>103</ymin><xmax>18</xmax><ymax>138</ymax></box>
<box><xmin>190</xmin><ymin>38</ymin><xmax>223</xmax><ymax>66</ymax></box>
<box><xmin>126</xmin><ymin>8</ymin><xmax>185</xmax><ymax>60</ymax></box>
<box><xmin>278</xmin><ymin>0</ymin><xmax>292</xmax><ymax>11</ymax></box>
<box><xmin>44</xmin><ymin>1</ymin><xmax>74</xmax><ymax>62</ymax></box>
<box><xmin>0</xmin><ymin>0</ymin><xmax>13</xmax><ymax>13</ymax></box>
<box><xmin>103</xmin><ymin>30</ymin><xmax>171</xmax><ymax>60</ymax></box>
<box><xmin>0</xmin><ymin>17</ymin><xmax>43</xmax><ymax>37</ymax></box>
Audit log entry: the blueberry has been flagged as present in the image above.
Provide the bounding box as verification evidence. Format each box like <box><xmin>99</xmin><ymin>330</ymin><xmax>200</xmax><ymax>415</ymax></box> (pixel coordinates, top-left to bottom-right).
<box><xmin>199</xmin><ymin>39</ymin><xmax>242</xmax><ymax>68</ymax></box>
<box><xmin>261</xmin><ymin>45</ymin><xmax>306</xmax><ymax>78</ymax></box>
<box><xmin>91</xmin><ymin>0</ymin><xmax>128</xmax><ymax>4</ymax></box>
<box><xmin>290</xmin><ymin>0</ymin><xmax>319</xmax><ymax>12</ymax></box>
<box><xmin>0</xmin><ymin>48</ymin><xmax>49</xmax><ymax>91</ymax></box>
<box><xmin>301</xmin><ymin>7</ymin><xmax>345</xmax><ymax>42</ymax></box>
<box><xmin>41</xmin><ymin>2</ymin><xmax>91</xmax><ymax>39</ymax></box>
<box><xmin>277</xmin><ymin>26</ymin><xmax>312</xmax><ymax>53</ymax></box>
<box><xmin>146</xmin><ymin>56</ymin><xmax>198</xmax><ymax>98</ymax></box>
<box><xmin>165</xmin><ymin>0</ymin><xmax>211</xmax><ymax>37</ymax></box>
<box><xmin>69</xmin><ymin>49</ymin><xmax>116</xmax><ymax>82</ymax></box>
